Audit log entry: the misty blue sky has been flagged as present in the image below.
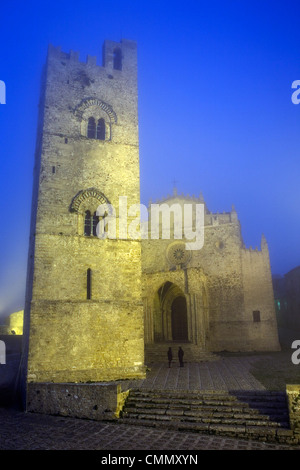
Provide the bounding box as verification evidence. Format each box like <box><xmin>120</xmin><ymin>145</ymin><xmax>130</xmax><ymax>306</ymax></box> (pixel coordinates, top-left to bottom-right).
<box><xmin>0</xmin><ymin>0</ymin><xmax>299</xmax><ymax>320</ymax></box>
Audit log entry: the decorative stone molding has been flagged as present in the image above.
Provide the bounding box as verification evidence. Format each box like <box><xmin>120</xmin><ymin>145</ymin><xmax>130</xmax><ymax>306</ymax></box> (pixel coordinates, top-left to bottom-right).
<box><xmin>74</xmin><ymin>98</ymin><xmax>117</xmax><ymax>123</ymax></box>
<box><xmin>70</xmin><ymin>188</ymin><xmax>110</xmax><ymax>213</ymax></box>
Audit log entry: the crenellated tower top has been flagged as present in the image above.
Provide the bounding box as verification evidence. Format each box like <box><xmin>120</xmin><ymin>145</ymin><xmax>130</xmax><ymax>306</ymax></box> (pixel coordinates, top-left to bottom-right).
<box><xmin>47</xmin><ymin>39</ymin><xmax>137</xmax><ymax>73</ymax></box>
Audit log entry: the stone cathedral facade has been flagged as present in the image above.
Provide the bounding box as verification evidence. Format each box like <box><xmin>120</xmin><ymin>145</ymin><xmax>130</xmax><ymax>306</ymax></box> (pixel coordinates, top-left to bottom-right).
<box><xmin>23</xmin><ymin>39</ymin><xmax>280</xmax><ymax>390</ymax></box>
<box><xmin>142</xmin><ymin>194</ymin><xmax>280</xmax><ymax>360</ymax></box>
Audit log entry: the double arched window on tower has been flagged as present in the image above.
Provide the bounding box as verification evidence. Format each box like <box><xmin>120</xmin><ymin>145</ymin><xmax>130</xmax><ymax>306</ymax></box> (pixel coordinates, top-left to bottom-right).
<box><xmin>84</xmin><ymin>211</ymin><xmax>100</xmax><ymax>237</ymax></box>
<box><xmin>70</xmin><ymin>188</ymin><xmax>111</xmax><ymax>238</ymax></box>
<box><xmin>87</xmin><ymin>117</ymin><xmax>105</xmax><ymax>140</ymax></box>
<box><xmin>84</xmin><ymin>210</ymin><xmax>108</xmax><ymax>237</ymax></box>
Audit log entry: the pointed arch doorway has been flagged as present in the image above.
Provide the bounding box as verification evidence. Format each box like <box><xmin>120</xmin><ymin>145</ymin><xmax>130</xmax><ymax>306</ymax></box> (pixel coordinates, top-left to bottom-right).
<box><xmin>155</xmin><ymin>282</ymin><xmax>189</xmax><ymax>342</ymax></box>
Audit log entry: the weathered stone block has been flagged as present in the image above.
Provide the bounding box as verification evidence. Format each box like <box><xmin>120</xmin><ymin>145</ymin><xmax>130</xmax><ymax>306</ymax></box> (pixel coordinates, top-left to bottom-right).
<box><xmin>26</xmin><ymin>382</ymin><xmax>130</xmax><ymax>420</ymax></box>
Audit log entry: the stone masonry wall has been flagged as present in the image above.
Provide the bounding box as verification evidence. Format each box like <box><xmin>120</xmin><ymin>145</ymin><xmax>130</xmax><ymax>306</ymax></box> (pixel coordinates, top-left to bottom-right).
<box><xmin>240</xmin><ymin>240</ymin><xmax>280</xmax><ymax>351</ymax></box>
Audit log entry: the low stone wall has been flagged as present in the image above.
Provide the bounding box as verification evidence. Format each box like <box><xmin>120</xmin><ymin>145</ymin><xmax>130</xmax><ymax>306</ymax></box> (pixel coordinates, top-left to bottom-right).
<box><xmin>286</xmin><ymin>385</ymin><xmax>300</xmax><ymax>432</ymax></box>
<box><xmin>26</xmin><ymin>382</ymin><xmax>130</xmax><ymax>421</ymax></box>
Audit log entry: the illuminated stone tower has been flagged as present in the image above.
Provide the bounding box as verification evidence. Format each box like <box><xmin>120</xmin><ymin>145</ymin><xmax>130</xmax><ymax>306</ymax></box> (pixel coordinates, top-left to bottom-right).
<box><xmin>23</xmin><ymin>40</ymin><xmax>145</xmax><ymax>384</ymax></box>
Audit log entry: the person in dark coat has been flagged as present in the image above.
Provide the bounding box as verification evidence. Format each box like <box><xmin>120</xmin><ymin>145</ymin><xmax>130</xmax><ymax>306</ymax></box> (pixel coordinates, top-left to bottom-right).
<box><xmin>178</xmin><ymin>346</ymin><xmax>184</xmax><ymax>367</ymax></box>
<box><xmin>167</xmin><ymin>347</ymin><xmax>173</xmax><ymax>368</ymax></box>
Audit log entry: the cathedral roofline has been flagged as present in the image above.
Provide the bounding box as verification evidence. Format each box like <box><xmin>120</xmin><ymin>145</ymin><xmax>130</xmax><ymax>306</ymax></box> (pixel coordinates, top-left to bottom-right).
<box><xmin>148</xmin><ymin>191</ymin><xmax>238</xmax><ymax>219</ymax></box>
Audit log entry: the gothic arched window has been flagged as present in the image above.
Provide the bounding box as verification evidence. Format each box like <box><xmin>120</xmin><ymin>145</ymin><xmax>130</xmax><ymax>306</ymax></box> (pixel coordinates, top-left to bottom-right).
<box><xmin>84</xmin><ymin>211</ymin><xmax>92</xmax><ymax>236</ymax></box>
<box><xmin>97</xmin><ymin>118</ymin><xmax>105</xmax><ymax>140</ymax></box>
<box><xmin>113</xmin><ymin>48</ymin><xmax>122</xmax><ymax>71</ymax></box>
<box><xmin>87</xmin><ymin>117</ymin><xmax>96</xmax><ymax>138</ymax></box>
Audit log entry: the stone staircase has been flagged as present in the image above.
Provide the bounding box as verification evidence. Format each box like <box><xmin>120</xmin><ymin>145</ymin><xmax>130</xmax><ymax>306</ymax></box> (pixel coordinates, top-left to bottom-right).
<box><xmin>145</xmin><ymin>343</ymin><xmax>219</xmax><ymax>364</ymax></box>
<box><xmin>119</xmin><ymin>389</ymin><xmax>299</xmax><ymax>445</ymax></box>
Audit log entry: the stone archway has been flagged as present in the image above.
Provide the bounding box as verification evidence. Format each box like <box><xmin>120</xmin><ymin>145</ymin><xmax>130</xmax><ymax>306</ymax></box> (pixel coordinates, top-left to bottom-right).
<box><xmin>154</xmin><ymin>282</ymin><xmax>189</xmax><ymax>342</ymax></box>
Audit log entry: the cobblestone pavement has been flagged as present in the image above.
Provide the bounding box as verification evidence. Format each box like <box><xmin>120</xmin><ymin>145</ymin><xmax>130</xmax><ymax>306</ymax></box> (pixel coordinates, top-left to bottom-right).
<box><xmin>0</xmin><ymin>406</ymin><xmax>298</xmax><ymax>451</ymax></box>
<box><xmin>123</xmin><ymin>355</ymin><xmax>267</xmax><ymax>392</ymax></box>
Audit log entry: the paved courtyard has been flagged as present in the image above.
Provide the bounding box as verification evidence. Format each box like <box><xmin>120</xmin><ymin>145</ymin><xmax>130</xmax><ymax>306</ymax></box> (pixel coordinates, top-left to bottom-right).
<box><xmin>123</xmin><ymin>355</ymin><xmax>266</xmax><ymax>392</ymax></box>
<box><xmin>1</xmin><ymin>350</ymin><xmax>300</xmax><ymax>451</ymax></box>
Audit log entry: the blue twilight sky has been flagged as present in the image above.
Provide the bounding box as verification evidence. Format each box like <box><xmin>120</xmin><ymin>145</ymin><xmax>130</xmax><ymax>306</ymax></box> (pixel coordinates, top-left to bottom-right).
<box><xmin>0</xmin><ymin>0</ymin><xmax>299</xmax><ymax>320</ymax></box>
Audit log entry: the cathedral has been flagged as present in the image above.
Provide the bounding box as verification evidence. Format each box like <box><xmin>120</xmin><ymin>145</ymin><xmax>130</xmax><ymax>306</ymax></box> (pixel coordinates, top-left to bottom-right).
<box><xmin>142</xmin><ymin>192</ymin><xmax>280</xmax><ymax>361</ymax></box>
<box><xmin>23</xmin><ymin>39</ymin><xmax>280</xmax><ymax>391</ymax></box>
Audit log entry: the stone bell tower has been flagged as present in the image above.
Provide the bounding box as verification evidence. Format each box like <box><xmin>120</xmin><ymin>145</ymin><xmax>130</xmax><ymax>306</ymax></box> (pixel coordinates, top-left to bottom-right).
<box><xmin>23</xmin><ymin>40</ymin><xmax>145</xmax><ymax>385</ymax></box>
